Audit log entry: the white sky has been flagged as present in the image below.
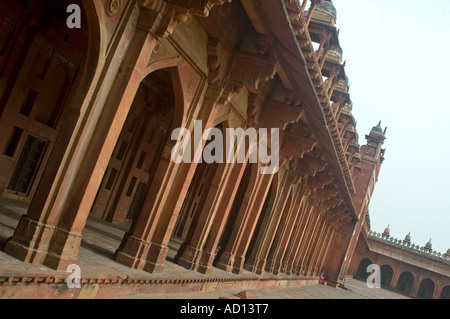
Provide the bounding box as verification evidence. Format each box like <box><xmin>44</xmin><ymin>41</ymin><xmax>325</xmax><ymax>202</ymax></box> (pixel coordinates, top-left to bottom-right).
<box><xmin>332</xmin><ymin>0</ymin><xmax>450</xmax><ymax>254</ymax></box>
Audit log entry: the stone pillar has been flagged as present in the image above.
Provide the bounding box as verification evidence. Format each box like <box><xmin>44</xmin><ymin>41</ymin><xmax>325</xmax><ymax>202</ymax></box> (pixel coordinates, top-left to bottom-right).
<box><xmin>306</xmin><ymin>216</ymin><xmax>328</xmax><ymax>276</ymax></box>
<box><xmin>317</xmin><ymin>227</ymin><xmax>335</xmax><ymax>276</ymax></box>
<box><xmin>323</xmin><ymin>214</ymin><xmax>354</xmax><ymax>286</ymax></box>
<box><xmin>302</xmin><ymin>214</ymin><xmax>325</xmax><ymax>276</ymax></box>
<box><xmin>244</xmin><ymin>165</ymin><xmax>291</xmax><ymax>275</ymax></box>
<box><xmin>196</xmin><ymin>161</ymin><xmax>249</xmax><ymax>274</ymax></box>
<box><xmin>390</xmin><ymin>264</ymin><xmax>402</xmax><ymax>290</ymax></box>
<box><xmin>216</xmin><ymin>169</ymin><xmax>274</xmax><ymax>274</ymax></box>
<box><xmin>291</xmin><ymin>199</ymin><xmax>316</xmax><ymax>275</ymax></box>
<box><xmin>267</xmin><ymin>186</ymin><xmax>305</xmax><ymax>275</ymax></box>
<box><xmin>115</xmin><ymin>84</ymin><xmax>228</xmax><ymax>273</ymax></box>
<box><xmin>281</xmin><ymin>194</ymin><xmax>311</xmax><ymax>275</ymax></box>
<box><xmin>311</xmin><ymin>220</ymin><xmax>332</xmax><ymax>276</ymax></box>
<box><xmin>299</xmin><ymin>210</ymin><xmax>322</xmax><ymax>276</ymax></box>
<box><xmin>4</xmin><ymin>3</ymin><xmax>164</xmax><ymax>270</ymax></box>
<box><xmin>175</xmin><ymin>158</ymin><xmax>237</xmax><ymax>271</ymax></box>
<box><xmin>411</xmin><ymin>272</ymin><xmax>423</xmax><ymax>298</ymax></box>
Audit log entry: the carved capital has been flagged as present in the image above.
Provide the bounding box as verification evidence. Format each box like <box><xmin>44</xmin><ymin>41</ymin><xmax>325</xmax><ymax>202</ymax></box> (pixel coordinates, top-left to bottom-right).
<box><xmin>228</xmin><ymin>51</ymin><xmax>278</xmax><ymax>93</ymax></box>
<box><xmin>314</xmin><ymin>186</ymin><xmax>340</xmax><ymax>202</ymax></box>
<box><xmin>138</xmin><ymin>0</ymin><xmax>231</xmax><ymax>37</ymax></box>
<box><xmin>281</xmin><ymin>130</ymin><xmax>316</xmax><ymax>159</ymax></box>
<box><xmin>308</xmin><ymin>170</ymin><xmax>334</xmax><ymax>189</ymax></box>
<box><xmin>207</xmin><ymin>37</ymin><xmax>227</xmax><ymax>83</ymax></box>
<box><xmin>297</xmin><ymin>156</ymin><xmax>327</xmax><ymax>178</ymax></box>
<box><xmin>137</xmin><ymin>1</ymin><xmax>188</xmax><ymax>37</ymax></box>
<box><xmin>258</xmin><ymin>100</ymin><xmax>303</xmax><ymax>130</ymax></box>
<box><xmin>320</xmin><ymin>197</ymin><xmax>344</xmax><ymax>211</ymax></box>
<box><xmin>167</xmin><ymin>0</ymin><xmax>232</xmax><ymax>17</ymax></box>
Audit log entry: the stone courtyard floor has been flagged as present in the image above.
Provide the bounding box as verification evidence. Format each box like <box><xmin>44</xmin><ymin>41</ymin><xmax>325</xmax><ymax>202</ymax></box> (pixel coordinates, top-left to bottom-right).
<box><xmin>0</xmin><ymin>197</ymin><xmax>410</xmax><ymax>299</ymax></box>
<box><xmin>125</xmin><ymin>277</ymin><xmax>410</xmax><ymax>299</ymax></box>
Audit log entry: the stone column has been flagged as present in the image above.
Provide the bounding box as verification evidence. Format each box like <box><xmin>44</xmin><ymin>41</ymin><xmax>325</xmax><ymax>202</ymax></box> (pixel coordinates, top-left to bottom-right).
<box><xmin>312</xmin><ymin>218</ymin><xmax>334</xmax><ymax>276</ymax></box>
<box><xmin>196</xmin><ymin>161</ymin><xmax>249</xmax><ymax>274</ymax></box>
<box><xmin>216</xmin><ymin>168</ymin><xmax>274</xmax><ymax>274</ymax></box>
<box><xmin>175</xmin><ymin>158</ymin><xmax>237</xmax><ymax>271</ymax></box>
<box><xmin>244</xmin><ymin>165</ymin><xmax>291</xmax><ymax>275</ymax></box>
<box><xmin>317</xmin><ymin>227</ymin><xmax>335</xmax><ymax>276</ymax></box>
<box><xmin>4</xmin><ymin>3</ymin><xmax>164</xmax><ymax>270</ymax></box>
<box><xmin>281</xmin><ymin>193</ymin><xmax>311</xmax><ymax>275</ymax></box>
<box><xmin>322</xmin><ymin>214</ymin><xmax>354</xmax><ymax>286</ymax></box>
<box><xmin>303</xmin><ymin>214</ymin><xmax>326</xmax><ymax>276</ymax></box>
<box><xmin>266</xmin><ymin>185</ymin><xmax>304</xmax><ymax>275</ymax></box>
<box><xmin>292</xmin><ymin>200</ymin><xmax>320</xmax><ymax>275</ymax></box>
<box><xmin>290</xmin><ymin>199</ymin><xmax>316</xmax><ymax>275</ymax></box>
<box><xmin>390</xmin><ymin>264</ymin><xmax>402</xmax><ymax>290</ymax></box>
<box><xmin>411</xmin><ymin>272</ymin><xmax>423</xmax><ymax>298</ymax></box>
<box><xmin>115</xmin><ymin>84</ymin><xmax>229</xmax><ymax>273</ymax></box>
<box><xmin>305</xmin><ymin>216</ymin><xmax>327</xmax><ymax>276</ymax></box>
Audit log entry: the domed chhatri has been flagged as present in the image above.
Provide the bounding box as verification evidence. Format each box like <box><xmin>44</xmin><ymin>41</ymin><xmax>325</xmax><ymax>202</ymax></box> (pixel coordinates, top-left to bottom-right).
<box><xmin>316</xmin><ymin>0</ymin><xmax>337</xmax><ymax>21</ymax></box>
<box><xmin>403</xmin><ymin>232</ymin><xmax>411</xmax><ymax>244</ymax></box>
<box><xmin>405</xmin><ymin>232</ymin><xmax>411</xmax><ymax>241</ymax></box>
<box><xmin>371</xmin><ymin>121</ymin><xmax>384</xmax><ymax>134</ymax></box>
<box><xmin>382</xmin><ymin>225</ymin><xmax>390</xmax><ymax>238</ymax></box>
<box><xmin>425</xmin><ymin>239</ymin><xmax>432</xmax><ymax>250</ymax></box>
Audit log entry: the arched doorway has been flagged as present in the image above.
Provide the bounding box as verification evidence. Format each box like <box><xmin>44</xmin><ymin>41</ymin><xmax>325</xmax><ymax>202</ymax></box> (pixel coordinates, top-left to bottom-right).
<box><xmin>440</xmin><ymin>285</ymin><xmax>450</xmax><ymax>299</ymax></box>
<box><xmin>0</xmin><ymin>0</ymin><xmax>91</xmax><ymax>201</ymax></box>
<box><xmin>380</xmin><ymin>264</ymin><xmax>394</xmax><ymax>287</ymax></box>
<box><xmin>395</xmin><ymin>271</ymin><xmax>415</xmax><ymax>295</ymax></box>
<box><xmin>91</xmin><ymin>68</ymin><xmax>177</xmax><ymax>224</ymax></box>
<box><xmin>356</xmin><ymin>258</ymin><xmax>373</xmax><ymax>281</ymax></box>
<box><xmin>417</xmin><ymin>278</ymin><xmax>435</xmax><ymax>299</ymax></box>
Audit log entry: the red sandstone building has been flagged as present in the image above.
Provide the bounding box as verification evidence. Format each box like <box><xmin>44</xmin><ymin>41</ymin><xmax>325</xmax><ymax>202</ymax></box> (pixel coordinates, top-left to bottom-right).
<box><xmin>0</xmin><ymin>0</ymin><xmax>448</xmax><ymax>299</ymax></box>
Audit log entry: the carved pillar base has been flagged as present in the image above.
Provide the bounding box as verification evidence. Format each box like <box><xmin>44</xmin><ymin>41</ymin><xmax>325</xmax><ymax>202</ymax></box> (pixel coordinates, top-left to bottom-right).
<box><xmin>244</xmin><ymin>256</ymin><xmax>266</xmax><ymax>275</ymax></box>
<box><xmin>232</xmin><ymin>255</ymin><xmax>245</xmax><ymax>275</ymax></box>
<box><xmin>4</xmin><ymin>216</ymin><xmax>55</xmax><ymax>265</ymax></box>
<box><xmin>195</xmin><ymin>251</ymin><xmax>215</xmax><ymax>275</ymax></box>
<box><xmin>270</xmin><ymin>261</ymin><xmax>284</xmax><ymax>275</ymax></box>
<box><xmin>44</xmin><ymin>228</ymin><xmax>82</xmax><ymax>270</ymax></box>
<box><xmin>4</xmin><ymin>216</ymin><xmax>81</xmax><ymax>270</ymax></box>
<box><xmin>143</xmin><ymin>242</ymin><xmax>169</xmax><ymax>273</ymax></box>
<box><xmin>283</xmin><ymin>263</ymin><xmax>294</xmax><ymax>276</ymax></box>
<box><xmin>216</xmin><ymin>251</ymin><xmax>235</xmax><ymax>273</ymax></box>
<box><xmin>115</xmin><ymin>233</ymin><xmax>150</xmax><ymax>270</ymax></box>
<box><xmin>175</xmin><ymin>243</ymin><xmax>202</xmax><ymax>271</ymax></box>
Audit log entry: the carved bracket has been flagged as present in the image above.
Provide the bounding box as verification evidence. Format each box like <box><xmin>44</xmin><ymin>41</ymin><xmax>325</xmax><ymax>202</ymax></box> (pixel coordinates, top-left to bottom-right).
<box><xmin>258</xmin><ymin>100</ymin><xmax>303</xmax><ymax>130</ymax></box>
<box><xmin>228</xmin><ymin>51</ymin><xmax>278</xmax><ymax>94</ymax></box>
<box><xmin>281</xmin><ymin>130</ymin><xmax>316</xmax><ymax>159</ymax></box>
<box><xmin>138</xmin><ymin>0</ymin><xmax>232</xmax><ymax>37</ymax></box>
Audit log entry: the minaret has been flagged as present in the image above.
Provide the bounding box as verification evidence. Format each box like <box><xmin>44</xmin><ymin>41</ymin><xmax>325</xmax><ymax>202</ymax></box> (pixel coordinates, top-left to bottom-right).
<box><xmin>359</xmin><ymin>121</ymin><xmax>386</xmax><ymax>180</ymax></box>
<box><xmin>362</xmin><ymin>121</ymin><xmax>386</xmax><ymax>160</ymax></box>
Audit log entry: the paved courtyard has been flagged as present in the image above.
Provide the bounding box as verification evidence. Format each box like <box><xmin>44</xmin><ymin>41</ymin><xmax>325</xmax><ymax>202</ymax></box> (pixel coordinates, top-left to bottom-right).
<box><xmin>0</xmin><ymin>197</ymin><xmax>410</xmax><ymax>299</ymax></box>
